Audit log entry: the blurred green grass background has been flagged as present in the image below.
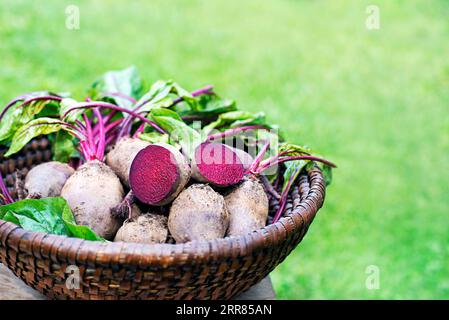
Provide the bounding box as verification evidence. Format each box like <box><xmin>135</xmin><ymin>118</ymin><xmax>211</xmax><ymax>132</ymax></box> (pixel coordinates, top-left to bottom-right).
<box><xmin>1</xmin><ymin>0</ymin><xmax>448</xmax><ymax>299</ymax></box>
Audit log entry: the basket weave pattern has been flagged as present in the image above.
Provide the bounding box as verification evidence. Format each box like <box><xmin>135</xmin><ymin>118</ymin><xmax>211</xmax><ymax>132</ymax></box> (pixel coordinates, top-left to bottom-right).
<box><xmin>0</xmin><ymin>138</ymin><xmax>326</xmax><ymax>300</ymax></box>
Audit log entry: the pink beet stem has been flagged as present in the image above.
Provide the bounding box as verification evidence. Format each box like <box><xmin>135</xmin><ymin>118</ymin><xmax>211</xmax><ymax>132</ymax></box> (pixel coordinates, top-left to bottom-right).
<box><xmin>104</xmin><ymin>118</ymin><xmax>123</xmax><ymax>133</ymax></box>
<box><xmin>105</xmin><ymin>131</ymin><xmax>118</xmax><ymax>146</ymax></box>
<box><xmin>83</xmin><ymin>113</ymin><xmax>97</xmax><ymax>160</ymax></box>
<box><xmin>63</xmin><ymin>101</ymin><xmax>166</xmax><ymax>135</ymax></box>
<box><xmin>207</xmin><ymin>125</ymin><xmax>268</xmax><ymax>141</ymax></box>
<box><xmin>248</xmin><ymin>140</ymin><xmax>270</xmax><ymax>173</ymax></box>
<box><xmin>0</xmin><ymin>172</ymin><xmax>13</xmax><ymax>204</ymax></box>
<box><xmin>104</xmin><ymin>92</ymin><xmax>137</xmax><ymax>104</ymax></box>
<box><xmin>102</xmin><ymin>110</ymin><xmax>118</xmax><ymax>124</ymax></box>
<box><xmin>272</xmin><ymin>174</ymin><xmax>295</xmax><ymax>223</ymax></box>
<box><xmin>25</xmin><ymin>120</ymin><xmax>84</xmax><ymax>141</ymax></box>
<box><xmin>260</xmin><ymin>175</ymin><xmax>281</xmax><ymax>200</ymax></box>
<box><xmin>0</xmin><ymin>95</ymin><xmax>62</xmax><ymax>121</ymax></box>
<box><xmin>74</xmin><ymin>120</ymin><xmax>86</xmax><ymax>131</ymax></box>
<box><xmin>132</xmin><ymin>123</ymin><xmax>146</xmax><ymax>138</ymax></box>
<box><xmin>93</xmin><ymin>117</ymin><xmax>122</xmax><ymax>137</ymax></box>
<box><xmin>78</xmin><ymin>142</ymin><xmax>91</xmax><ymax>161</ymax></box>
<box><xmin>171</xmin><ymin>85</ymin><xmax>214</xmax><ymax>106</ymax></box>
<box><xmin>93</xmin><ymin>108</ymin><xmax>106</xmax><ymax>160</ymax></box>
<box><xmin>257</xmin><ymin>155</ymin><xmax>337</xmax><ymax>173</ymax></box>
<box><xmin>118</xmin><ymin>85</ymin><xmax>214</xmax><ymax>141</ymax></box>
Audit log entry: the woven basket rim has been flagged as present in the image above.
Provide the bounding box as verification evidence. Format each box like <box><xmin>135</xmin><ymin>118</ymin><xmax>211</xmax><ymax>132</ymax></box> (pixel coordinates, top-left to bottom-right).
<box><xmin>0</xmin><ymin>167</ymin><xmax>325</xmax><ymax>268</ymax></box>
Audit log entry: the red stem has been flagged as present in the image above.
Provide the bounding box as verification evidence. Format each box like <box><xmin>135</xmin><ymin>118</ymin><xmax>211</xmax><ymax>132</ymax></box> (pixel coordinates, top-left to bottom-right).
<box><xmin>258</xmin><ymin>155</ymin><xmax>337</xmax><ymax>173</ymax></box>
<box><xmin>63</xmin><ymin>102</ymin><xmax>166</xmax><ymax>135</ymax></box>
<box><xmin>248</xmin><ymin>140</ymin><xmax>270</xmax><ymax>173</ymax></box>
<box><xmin>93</xmin><ymin>108</ymin><xmax>106</xmax><ymax>160</ymax></box>
<box><xmin>105</xmin><ymin>92</ymin><xmax>137</xmax><ymax>104</ymax></box>
<box><xmin>105</xmin><ymin>132</ymin><xmax>118</xmax><ymax>146</ymax></box>
<box><xmin>83</xmin><ymin>114</ymin><xmax>96</xmax><ymax>160</ymax></box>
<box><xmin>93</xmin><ymin>117</ymin><xmax>122</xmax><ymax>137</ymax></box>
<box><xmin>0</xmin><ymin>95</ymin><xmax>62</xmax><ymax>120</ymax></box>
<box><xmin>272</xmin><ymin>175</ymin><xmax>295</xmax><ymax>223</ymax></box>
<box><xmin>102</xmin><ymin>110</ymin><xmax>118</xmax><ymax>124</ymax></box>
<box><xmin>0</xmin><ymin>172</ymin><xmax>13</xmax><ymax>204</ymax></box>
<box><xmin>104</xmin><ymin>118</ymin><xmax>123</xmax><ymax>134</ymax></box>
<box><xmin>78</xmin><ymin>142</ymin><xmax>90</xmax><ymax>161</ymax></box>
<box><xmin>171</xmin><ymin>85</ymin><xmax>214</xmax><ymax>106</ymax></box>
<box><xmin>118</xmin><ymin>85</ymin><xmax>214</xmax><ymax>141</ymax></box>
<box><xmin>105</xmin><ymin>131</ymin><xmax>118</xmax><ymax>146</ymax></box>
<box><xmin>132</xmin><ymin>123</ymin><xmax>146</xmax><ymax>138</ymax></box>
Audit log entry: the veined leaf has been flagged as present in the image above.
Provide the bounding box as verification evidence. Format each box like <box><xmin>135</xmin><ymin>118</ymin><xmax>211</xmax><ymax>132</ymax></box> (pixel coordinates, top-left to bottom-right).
<box><xmin>136</xmin><ymin>80</ymin><xmax>199</xmax><ymax>113</ymax></box>
<box><xmin>0</xmin><ymin>92</ymin><xmax>61</xmax><ymax>143</ymax></box>
<box><xmin>203</xmin><ymin>111</ymin><xmax>267</xmax><ymax>134</ymax></box>
<box><xmin>175</xmin><ymin>94</ymin><xmax>237</xmax><ymax>119</ymax></box>
<box><xmin>60</xmin><ymin>204</ymin><xmax>104</xmax><ymax>241</ymax></box>
<box><xmin>0</xmin><ymin>197</ymin><xmax>104</xmax><ymax>241</ymax></box>
<box><xmin>59</xmin><ymin>98</ymin><xmax>83</xmax><ymax>122</ymax></box>
<box><xmin>5</xmin><ymin>118</ymin><xmax>72</xmax><ymax>157</ymax></box>
<box><xmin>88</xmin><ymin>65</ymin><xmax>143</xmax><ymax>110</ymax></box>
<box><xmin>138</xmin><ymin>132</ymin><xmax>170</xmax><ymax>145</ymax></box>
<box><xmin>53</xmin><ymin>130</ymin><xmax>79</xmax><ymax>162</ymax></box>
<box><xmin>279</xmin><ymin>143</ymin><xmax>312</xmax><ymax>156</ymax></box>
<box><xmin>149</xmin><ymin>108</ymin><xmax>202</xmax><ymax>158</ymax></box>
<box><xmin>282</xmin><ymin>159</ymin><xmax>308</xmax><ymax>192</ymax></box>
<box><xmin>279</xmin><ymin>143</ymin><xmax>333</xmax><ymax>187</ymax></box>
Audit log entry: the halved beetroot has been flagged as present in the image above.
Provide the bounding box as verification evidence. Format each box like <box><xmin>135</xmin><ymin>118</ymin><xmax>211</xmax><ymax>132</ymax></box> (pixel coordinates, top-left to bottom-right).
<box><xmin>191</xmin><ymin>142</ymin><xmax>245</xmax><ymax>187</ymax></box>
<box><xmin>129</xmin><ymin>143</ymin><xmax>190</xmax><ymax>206</ymax></box>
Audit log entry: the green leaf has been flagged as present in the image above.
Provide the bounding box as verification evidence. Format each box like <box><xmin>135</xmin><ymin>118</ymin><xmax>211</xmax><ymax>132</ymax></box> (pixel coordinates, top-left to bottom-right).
<box><xmin>61</xmin><ymin>205</ymin><xmax>104</xmax><ymax>241</ymax></box>
<box><xmin>203</xmin><ymin>111</ymin><xmax>267</xmax><ymax>134</ymax></box>
<box><xmin>282</xmin><ymin>159</ymin><xmax>308</xmax><ymax>192</ymax></box>
<box><xmin>279</xmin><ymin>143</ymin><xmax>333</xmax><ymax>187</ymax></box>
<box><xmin>149</xmin><ymin>108</ymin><xmax>203</xmax><ymax>158</ymax></box>
<box><xmin>279</xmin><ymin>143</ymin><xmax>312</xmax><ymax>156</ymax></box>
<box><xmin>88</xmin><ymin>65</ymin><xmax>143</xmax><ymax>110</ymax></box>
<box><xmin>2</xmin><ymin>211</ymin><xmax>20</xmax><ymax>225</ymax></box>
<box><xmin>316</xmin><ymin>163</ymin><xmax>333</xmax><ymax>186</ymax></box>
<box><xmin>35</xmin><ymin>101</ymin><xmax>60</xmax><ymax>118</ymax></box>
<box><xmin>150</xmin><ymin>107</ymin><xmax>183</xmax><ymax>121</ymax></box>
<box><xmin>5</xmin><ymin>118</ymin><xmax>70</xmax><ymax>157</ymax></box>
<box><xmin>136</xmin><ymin>80</ymin><xmax>199</xmax><ymax>113</ymax></box>
<box><xmin>0</xmin><ymin>92</ymin><xmax>61</xmax><ymax>144</ymax></box>
<box><xmin>138</xmin><ymin>132</ymin><xmax>170</xmax><ymax>145</ymax></box>
<box><xmin>175</xmin><ymin>94</ymin><xmax>237</xmax><ymax>119</ymax></box>
<box><xmin>53</xmin><ymin>130</ymin><xmax>79</xmax><ymax>162</ymax></box>
<box><xmin>0</xmin><ymin>197</ymin><xmax>104</xmax><ymax>241</ymax></box>
<box><xmin>59</xmin><ymin>98</ymin><xmax>84</xmax><ymax>123</ymax></box>
<box><xmin>0</xmin><ymin>197</ymin><xmax>70</xmax><ymax>235</ymax></box>
<box><xmin>135</xmin><ymin>80</ymin><xmax>173</xmax><ymax>111</ymax></box>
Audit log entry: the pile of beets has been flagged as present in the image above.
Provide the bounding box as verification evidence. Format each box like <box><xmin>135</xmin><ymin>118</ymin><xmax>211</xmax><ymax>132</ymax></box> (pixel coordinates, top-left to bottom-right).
<box><xmin>0</xmin><ymin>67</ymin><xmax>335</xmax><ymax>244</ymax></box>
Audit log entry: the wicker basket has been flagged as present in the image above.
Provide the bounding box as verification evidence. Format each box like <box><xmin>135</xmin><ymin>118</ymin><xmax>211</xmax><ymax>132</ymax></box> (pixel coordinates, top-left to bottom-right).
<box><xmin>0</xmin><ymin>138</ymin><xmax>326</xmax><ymax>300</ymax></box>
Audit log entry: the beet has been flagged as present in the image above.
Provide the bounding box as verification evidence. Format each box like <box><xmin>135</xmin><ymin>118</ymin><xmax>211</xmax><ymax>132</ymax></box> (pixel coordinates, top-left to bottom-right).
<box><xmin>114</xmin><ymin>213</ymin><xmax>168</xmax><ymax>244</ymax></box>
<box><xmin>129</xmin><ymin>143</ymin><xmax>191</xmax><ymax>206</ymax></box>
<box><xmin>191</xmin><ymin>142</ymin><xmax>245</xmax><ymax>187</ymax></box>
<box><xmin>61</xmin><ymin>160</ymin><xmax>124</xmax><ymax>240</ymax></box>
<box><xmin>105</xmin><ymin>137</ymin><xmax>150</xmax><ymax>187</ymax></box>
<box><xmin>24</xmin><ymin>161</ymin><xmax>74</xmax><ymax>199</ymax></box>
<box><xmin>225</xmin><ymin>176</ymin><xmax>269</xmax><ymax>236</ymax></box>
<box><xmin>168</xmin><ymin>184</ymin><xmax>229</xmax><ymax>243</ymax></box>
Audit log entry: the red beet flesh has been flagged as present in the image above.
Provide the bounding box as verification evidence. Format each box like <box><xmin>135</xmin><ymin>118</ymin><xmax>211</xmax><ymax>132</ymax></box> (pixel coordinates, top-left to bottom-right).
<box><xmin>129</xmin><ymin>145</ymin><xmax>180</xmax><ymax>205</ymax></box>
<box><xmin>194</xmin><ymin>142</ymin><xmax>245</xmax><ymax>186</ymax></box>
